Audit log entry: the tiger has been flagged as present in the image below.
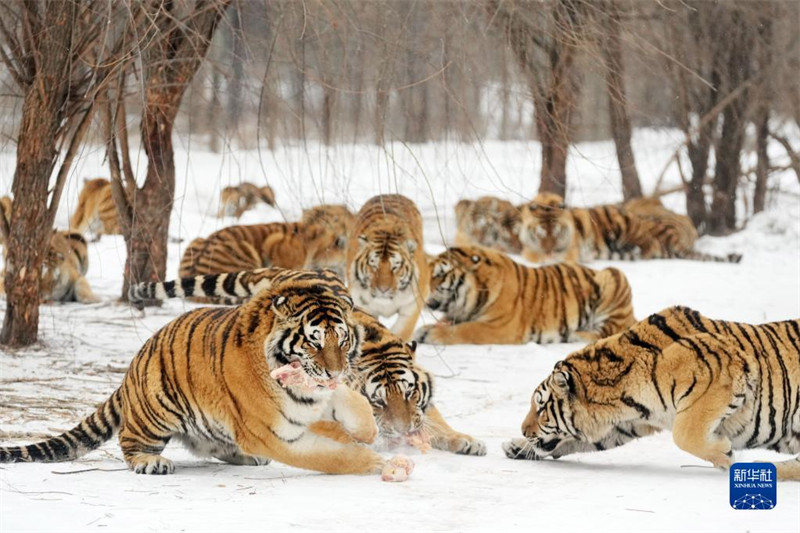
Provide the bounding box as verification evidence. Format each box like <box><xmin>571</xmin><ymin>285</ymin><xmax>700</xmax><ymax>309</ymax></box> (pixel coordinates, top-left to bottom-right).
<box><xmin>217</xmin><ymin>182</ymin><xmax>276</xmax><ymax>218</ymax></box>
<box><xmin>414</xmin><ymin>245</ymin><xmax>635</xmax><ymax>345</ymax></box>
<box><xmin>519</xmin><ymin>192</ymin><xmax>741</xmax><ymax>264</ymax></box>
<box><xmin>0</xmin><ymin>269</ymin><xmax>416</xmax><ymax>479</ymax></box>
<box><xmin>1</xmin><ymin>229</ymin><xmax>98</xmax><ymax>304</ymax></box>
<box><xmin>179</xmin><ymin>221</ymin><xmax>348</xmax><ymax>280</ymax></box>
<box><xmin>347</xmin><ymin>194</ymin><xmax>429</xmax><ymax>341</ymax></box>
<box><xmin>69</xmin><ymin>178</ymin><xmax>121</xmax><ymax>240</ymax></box>
<box><xmin>302</xmin><ymin>204</ymin><xmax>356</xmax><ymax>242</ymax></box>
<box><xmin>454</xmin><ymin>197</ymin><xmax>522</xmax><ymax>254</ymax></box>
<box><xmin>128</xmin><ymin>268</ymin><xmax>487</xmax><ymax>456</ymax></box>
<box><xmin>623</xmin><ymin>196</ymin><xmax>698</xmax><ymax>256</ymax></box>
<box><xmin>503</xmin><ymin>305</ymin><xmax>800</xmax><ymax>481</ymax></box>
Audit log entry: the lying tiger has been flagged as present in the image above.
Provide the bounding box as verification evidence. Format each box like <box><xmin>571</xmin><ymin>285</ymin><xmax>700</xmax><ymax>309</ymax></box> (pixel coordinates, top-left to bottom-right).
<box><xmin>302</xmin><ymin>204</ymin><xmax>356</xmax><ymax>240</ymax></box>
<box><xmin>179</xmin><ymin>220</ymin><xmax>347</xmax><ymax>280</ymax></box>
<box><xmin>1</xmin><ymin>269</ymin><xmax>413</xmax><ymax>480</ymax></box>
<box><xmin>519</xmin><ymin>193</ymin><xmax>741</xmax><ymax>264</ymax></box>
<box><xmin>455</xmin><ymin>196</ymin><xmax>522</xmax><ymax>254</ymax></box>
<box><xmin>217</xmin><ymin>182</ymin><xmax>276</xmax><ymax>218</ymax></box>
<box><xmin>129</xmin><ymin>268</ymin><xmax>487</xmax><ymax>456</ymax></box>
<box><xmin>414</xmin><ymin>245</ymin><xmax>635</xmax><ymax>345</ymax></box>
<box><xmin>1</xmin><ymin>228</ymin><xmax>98</xmax><ymax>304</ymax></box>
<box><xmin>69</xmin><ymin>178</ymin><xmax>122</xmax><ymax>241</ymax></box>
<box><xmin>347</xmin><ymin>194</ymin><xmax>429</xmax><ymax>340</ymax></box>
<box><xmin>504</xmin><ymin>306</ymin><xmax>800</xmax><ymax>480</ymax></box>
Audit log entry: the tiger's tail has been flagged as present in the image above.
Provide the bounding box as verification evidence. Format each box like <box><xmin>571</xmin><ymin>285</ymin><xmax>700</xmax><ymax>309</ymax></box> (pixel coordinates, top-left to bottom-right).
<box><xmin>128</xmin><ymin>268</ymin><xmax>284</xmax><ymax>306</ymax></box>
<box><xmin>593</xmin><ymin>267</ymin><xmax>637</xmax><ymax>336</ymax></box>
<box><xmin>0</xmin><ymin>389</ymin><xmax>123</xmax><ymax>464</ymax></box>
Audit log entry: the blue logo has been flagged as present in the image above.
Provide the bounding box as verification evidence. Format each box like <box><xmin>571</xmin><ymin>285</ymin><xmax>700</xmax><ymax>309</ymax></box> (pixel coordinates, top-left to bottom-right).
<box><xmin>730</xmin><ymin>463</ymin><xmax>777</xmax><ymax>510</ymax></box>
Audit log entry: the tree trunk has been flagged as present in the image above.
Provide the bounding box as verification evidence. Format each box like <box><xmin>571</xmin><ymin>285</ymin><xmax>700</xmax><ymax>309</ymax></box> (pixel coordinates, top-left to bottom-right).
<box><xmin>601</xmin><ymin>1</ymin><xmax>641</xmax><ymax>201</ymax></box>
<box><xmin>1</xmin><ymin>3</ymin><xmax>76</xmax><ymax>347</ymax></box>
<box><xmin>226</xmin><ymin>3</ymin><xmax>244</xmax><ymax>137</ymax></box>
<box><xmin>753</xmin><ymin>104</ymin><xmax>769</xmax><ymax>214</ymax></box>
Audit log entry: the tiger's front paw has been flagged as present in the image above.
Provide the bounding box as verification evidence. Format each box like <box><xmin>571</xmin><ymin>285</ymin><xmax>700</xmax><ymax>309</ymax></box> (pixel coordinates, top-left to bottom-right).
<box><xmin>413</xmin><ymin>324</ymin><xmax>448</xmax><ymax>345</ymax></box>
<box><xmin>502</xmin><ymin>438</ymin><xmax>541</xmax><ymax>461</ymax></box>
<box><xmin>452</xmin><ymin>436</ymin><xmax>487</xmax><ymax>456</ymax></box>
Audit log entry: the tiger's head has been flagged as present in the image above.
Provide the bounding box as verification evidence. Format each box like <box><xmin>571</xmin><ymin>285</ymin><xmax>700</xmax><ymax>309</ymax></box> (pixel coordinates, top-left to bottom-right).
<box><xmin>257</xmin><ymin>271</ymin><xmax>362</xmax><ymax>384</ymax></box>
<box><xmin>456</xmin><ymin>197</ymin><xmax>521</xmax><ymax>253</ymax></box>
<box><xmin>350</xmin><ymin>315</ymin><xmax>433</xmax><ymax>437</ymax></box>
<box><xmin>426</xmin><ymin>246</ymin><xmax>502</xmax><ymax>322</ymax></box>
<box><xmin>519</xmin><ymin>193</ymin><xmax>572</xmax><ymax>259</ymax></box>
<box><xmin>515</xmin><ymin>353</ymin><xmax>624</xmax><ymax>460</ymax></box>
<box><xmin>350</xmin><ymin>226</ymin><xmax>419</xmax><ymax>304</ymax></box>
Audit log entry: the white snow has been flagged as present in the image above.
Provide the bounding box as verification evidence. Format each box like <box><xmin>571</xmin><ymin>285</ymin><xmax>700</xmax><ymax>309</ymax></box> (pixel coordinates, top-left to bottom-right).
<box><xmin>1</xmin><ymin>130</ymin><xmax>799</xmax><ymax>532</ymax></box>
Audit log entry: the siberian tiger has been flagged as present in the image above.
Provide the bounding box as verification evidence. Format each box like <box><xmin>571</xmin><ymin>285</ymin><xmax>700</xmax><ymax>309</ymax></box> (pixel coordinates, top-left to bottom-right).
<box><xmin>415</xmin><ymin>245</ymin><xmax>635</xmax><ymax>345</ymax></box>
<box><xmin>0</xmin><ymin>230</ymin><xmax>98</xmax><ymax>303</ymax></box>
<box><xmin>302</xmin><ymin>204</ymin><xmax>356</xmax><ymax>242</ymax></box>
<box><xmin>503</xmin><ymin>306</ymin><xmax>800</xmax><ymax>480</ymax></box>
<box><xmin>217</xmin><ymin>182</ymin><xmax>276</xmax><ymax>218</ymax></box>
<box><xmin>519</xmin><ymin>193</ymin><xmax>741</xmax><ymax>264</ymax></box>
<box><xmin>128</xmin><ymin>268</ymin><xmax>487</xmax><ymax>456</ymax></box>
<box><xmin>454</xmin><ymin>197</ymin><xmax>522</xmax><ymax>254</ymax></box>
<box><xmin>179</xmin><ymin>221</ymin><xmax>347</xmax><ymax>280</ymax></box>
<box><xmin>623</xmin><ymin>196</ymin><xmax>699</xmax><ymax>256</ymax></box>
<box><xmin>69</xmin><ymin>178</ymin><xmax>121</xmax><ymax>240</ymax></box>
<box><xmin>1</xmin><ymin>269</ymin><xmax>414</xmax><ymax>479</ymax></box>
<box><xmin>347</xmin><ymin>194</ymin><xmax>429</xmax><ymax>340</ymax></box>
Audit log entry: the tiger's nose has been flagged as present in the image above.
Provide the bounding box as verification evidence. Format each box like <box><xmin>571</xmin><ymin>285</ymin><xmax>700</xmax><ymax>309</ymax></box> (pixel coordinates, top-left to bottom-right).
<box><xmin>522</xmin><ymin>423</ymin><xmax>535</xmax><ymax>438</ymax></box>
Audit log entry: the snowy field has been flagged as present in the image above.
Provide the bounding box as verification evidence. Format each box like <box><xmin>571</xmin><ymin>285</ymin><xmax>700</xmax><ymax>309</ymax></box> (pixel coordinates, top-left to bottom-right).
<box><xmin>1</xmin><ymin>130</ymin><xmax>799</xmax><ymax>532</ymax></box>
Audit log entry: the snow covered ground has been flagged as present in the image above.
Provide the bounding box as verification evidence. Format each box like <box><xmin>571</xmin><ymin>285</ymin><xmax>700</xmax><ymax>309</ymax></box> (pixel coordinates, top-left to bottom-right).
<box><xmin>1</xmin><ymin>130</ymin><xmax>799</xmax><ymax>532</ymax></box>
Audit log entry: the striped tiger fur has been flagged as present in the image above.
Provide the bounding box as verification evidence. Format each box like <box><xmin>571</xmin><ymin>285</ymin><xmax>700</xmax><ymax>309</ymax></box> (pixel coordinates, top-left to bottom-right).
<box><xmin>454</xmin><ymin>196</ymin><xmax>522</xmax><ymax>254</ymax></box>
<box><xmin>519</xmin><ymin>193</ymin><xmax>741</xmax><ymax>264</ymax></box>
<box><xmin>503</xmin><ymin>306</ymin><xmax>800</xmax><ymax>480</ymax></box>
<box><xmin>69</xmin><ymin>178</ymin><xmax>121</xmax><ymax>240</ymax></box>
<box><xmin>301</xmin><ymin>204</ymin><xmax>356</xmax><ymax>241</ymax></box>
<box><xmin>179</xmin><ymin>221</ymin><xmax>348</xmax><ymax>280</ymax></box>
<box><xmin>624</xmin><ymin>196</ymin><xmax>699</xmax><ymax>256</ymax></box>
<box><xmin>128</xmin><ymin>268</ymin><xmax>487</xmax><ymax>456</ymax></box>
<box><xmin>347</xmin><ymin>194</ymin><xmax>429</xmax><ymax>341</ymax></box>
<box><xmin>0</xmin><ymin>270</ymin><xmax>406</xmax><ymax>477</ymax></box>
<box><xmin>1</xmin><ymin>229</ymin><xmax>98</xmax><ymax>303</ymax></box>
<box><xmin>415</xmin><ymin>245</ymin><xmax>635</xmax><ymax>345</ymax></box>
<box><xmin>217</xmin><ymin>182</ymin><xmax>276</xmax><ymax>218</ymax></box>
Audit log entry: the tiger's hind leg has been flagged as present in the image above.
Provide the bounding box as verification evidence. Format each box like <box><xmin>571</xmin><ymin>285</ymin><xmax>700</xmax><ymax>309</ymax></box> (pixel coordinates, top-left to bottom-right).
<box><xmin>424</xmin><ymin>404</ymin><xmax>486</xmax><ymax>456</ymax></box>
<box><xmin>118</xmin><ymin>424</ymin><xmax>175</xmax><ymax>475</ymax></box>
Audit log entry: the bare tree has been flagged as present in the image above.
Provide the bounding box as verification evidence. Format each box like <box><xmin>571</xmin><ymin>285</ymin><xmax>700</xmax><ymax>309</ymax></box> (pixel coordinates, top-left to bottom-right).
<box><xmin>105</xmin><ymin>0</ymin><xmax>230</xmax><ymax>302</ymax></box>
<box><xmin>490</xmin><ymin>0</ymin><xmax>585</xmax><ymax>197</ymax></box>
<box><xmin>0</xmin><ymin>0</ymin><xmax>135</xmax><ymax>347</ymax></box>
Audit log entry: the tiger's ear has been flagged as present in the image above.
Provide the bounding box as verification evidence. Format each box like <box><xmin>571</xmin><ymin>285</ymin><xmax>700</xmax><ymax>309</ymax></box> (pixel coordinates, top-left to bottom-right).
<box><xmin>405</xmin><ymin>239</ymin><xmax>417</xmax><ymax>253</ymax></box>
<box><xmin>552</xmin><ymin>368</ymin><xmax>574</xmax><ymax>394</ymax></box>
<box><xmin>406</xmin><ymin>340</ymin><xmax>417</xmax><ymax>357</ymax></box>
<box><xmin>358</xmin><ymin>234</ymin><xmax>368</xmax><ymax>250</ymax></box>
<box><xmin>271</xmin><ymin>295</ymin><xmax>293</xmax><ymax>318</ymax></box>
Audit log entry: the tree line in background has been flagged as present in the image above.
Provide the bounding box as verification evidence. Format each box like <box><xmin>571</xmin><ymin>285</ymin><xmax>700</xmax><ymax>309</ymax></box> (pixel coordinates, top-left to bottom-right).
<box><xmin>0</xmin><ymin>0</ymin><xmax>798</xmax><ymax>347</ymax></box>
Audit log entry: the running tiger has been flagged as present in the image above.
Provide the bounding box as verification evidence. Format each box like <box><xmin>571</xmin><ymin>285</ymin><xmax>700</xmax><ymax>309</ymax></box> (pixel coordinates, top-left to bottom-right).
<box><xmin>519</xmin><ymin>193</ymin><xmax>741</xmax><ymax>264</ymax></box>
<box><xmin>69</xmin><ymin>178</ymin><xmax>121</xmax><ymax>240</ymax></box>
<box><xmin>179</xmin><ymin>221</ymin><xmax>348</xmax><ymax>280</ymax></box>
<box><xmin>1</xmin><ymin>230</ymin><xmax>98</xmax><ymax>303</ymax></box>
<box><xmin>454</xmin><ymin>196</ymin><xmax>522</xmax><ymax>254</ymax></box>
<box><xmin>347</xmin><ymin>194</ymin><xmax>429</xmax><ymax>340</ymax></box>
<box><xmin>0</xmin><ymin>270</ymin><xmax>413</xmax><ymax>479</ymax></box>
<box><xmin>217</xmin><ymin>182</ymin><xmax>276</xmax><ymax>218</ymax></box>
<box><xmin>503</xmin><ymin>306</ymin><xmax>800</xmax><ymax>480</ymax></box>
<box><xmin>415</xmin><ymin>245</ymin><xmax>635</xmax><ymax>345</ymax></box>
<box><xmin>129</xmin><ymin>268</ymin><xmax>487</xmax><ymax>456</ymax></box>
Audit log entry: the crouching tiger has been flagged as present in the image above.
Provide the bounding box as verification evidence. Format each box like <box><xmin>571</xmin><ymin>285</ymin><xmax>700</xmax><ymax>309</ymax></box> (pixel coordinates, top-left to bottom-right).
<box><xmin>1</xmin><ymin>270</ymin><xmax>412</xmax><ymax>479</ymax></box>
<box><xmin>519</xmin><ymin>193</ymin><xmax>741</xmax><ymax>264</ymax></box>
<box><xmin>504</xmin><ymin>306</ymin><xmax>800</xmax><ymax>480</ymax></box>
<box><xmin>414</xmin><ymin>245</ymin><xmax>635</xmax><ymax>345</ymax></box>
<box><xmin>129</xmin><ymin>268</ymin><xmax>487</xmax><ymax>456</ymax></box>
